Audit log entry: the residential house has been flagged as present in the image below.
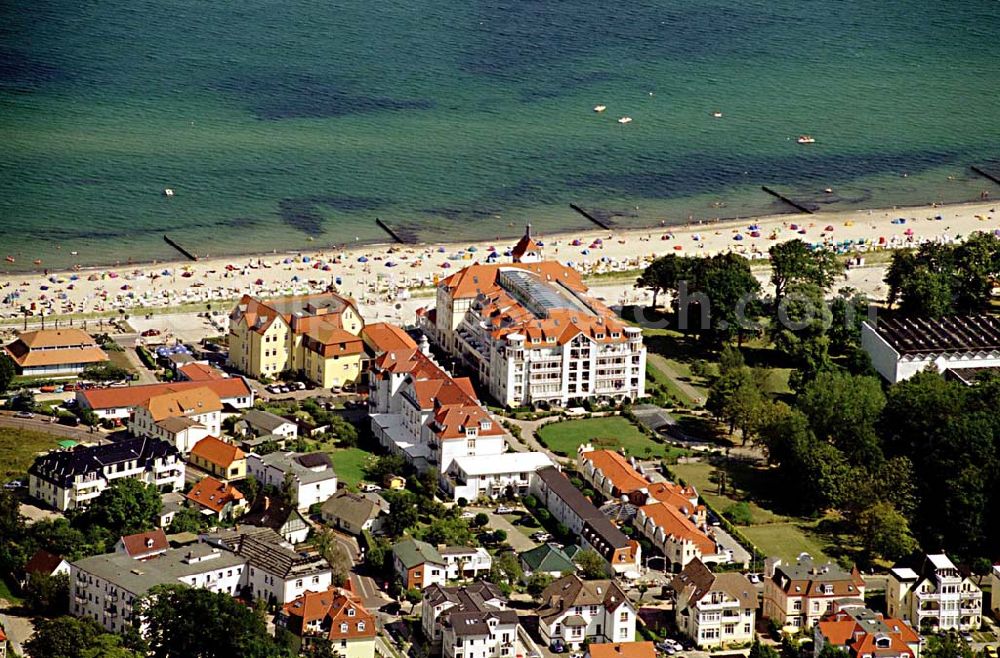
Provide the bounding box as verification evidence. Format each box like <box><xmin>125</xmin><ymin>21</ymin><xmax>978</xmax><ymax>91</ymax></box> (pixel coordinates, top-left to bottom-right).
<box><xmin>28</xmin><ymin>438</ymin><xmax>184</xmax><ymax>511</ymax></box>
<box><xmin>586</xmin><ymin>643</ymin><xmax>656</xmax><ymax>658</ymax></box>
<box><xmin>860</xmin><ymin>315</ymin><xmax>1000</xmax><ymax>384</ymax></box>
<box><xmin>4</xmin><ymin>328</ymin><xmax>108</xmax><ymax>376</ymax></box>
<box><xmin>159</xmin><ymin>492</ymin><xmax>186</xmax><ymax>529</ymax></box>
<box><xmin>228</xmin><ymin>292</ymin><xmax>366</xmax><ymax>388</ymax></box>
<box><xmin>204</xmin><ymin>528</ymin><xmax>333</xmax><ymax>605</ymax></box>
<box><xmin>887</xmin><ymin>553</ymin><xmax>983</xmax><ymax>632</ymax></box>
<box><xmin>70</xmin><ymin>543</ymin><xmax>247</xmax><ymax>634</ymax></box>
<box><xmin>237</xmin><ymin>409</ymin><xmax>299</xmax><ymax>441</ymax></box>
<box><xmin>670</xmin><ymin>558</ymin><xmax>756</xmax><ymax>649</ymax></box>
<box><xmin>361</xmin><ymin>322</ymin><xmax>417</xmax><ymax>356</ymax></box>
<box><xmin>393</xmin><ymin>538</ymin><xmax>447</xmax><ymax>590</ymax></box>
<box><xmin>520</xmin><ymin>543</ymin><xmax>576</xmax><ymax>579</ymax></box>
<box><xmin>384</xmin><ymin>474</ymin><xmax>406</xmax><ymax>490</ymax></box>
<box><xmin>189</xmin><ymin>436</ymin><xmax>247</xmax><ymax>481</ymax></box>
<box><xmin>186</xmin><ymin>476</ymin><xmax>248</xmax><ymax>521</ymax></box>
<box><xmin>115</xmin><ymin>529</ymin><xmax>169</xmax><ymax>561</ymax></box>
<box><xmin>634</xmin><ymin>502</ymin><xmax>727</xmax><ymax>572</ymax></box>
<box><xmin>440</xmin><ymin>546</ymin><xmax>492</xmax><ymax>581</ymax></box>
<box><xmin>240</xmin><ymin>496</ymin><xmax>311</xmax><ymax>544</ymax></box>
<box><xmin>369</xmin><ymin>347</ymin><xmax>507</xmax><ymax>474</ymax></box>
<box><xmin>577</xmin><ymin>447</ymin><xmax>701</xmax><ymax>516</ymax></box>
<box><xmin>529</xmin><ymin>466</ymin><xmax>641</xmax><ymax>575</ymax></box>
<box><xmin>992</xmin><ymin>564</ymin><xmax>1000</xmax><ymax>620</ymax></box>
<box><xmin>247</xmin><ymin>451</ymin><xmax>338</xmax><ymax>511</ymax></box>
<box><xmin>815</xmin><ymin>606</ymin><xmax>921</xmax><ymax>658</ymax></box>
<box><xmin>763</xmin><ymin>555</ymin><xmax>866</xmax><ymax>630</ymax></box>
<box><xmin>536</xmin><ymin>575</ymin><xmax>636</xmax><ymax>650</ymax></box>
<box><xmin>77</xmin><ymin>376</ymin><xmax>254</xmax><ymax>421</ymax></box>
<box><xmin>128</xmin><ymin>386</ymin><xmax>223</xmax><ymax>453</ymax></box>
<box><xmin>421</xmin><ymin>582</ymin><xmax>519</xmax><ymax>658</ymax></box>
<box><xmin>321</xmin><ymin>490</ymin><xmax>389</xmax><ymax>535</ymax></box>
<box><xmin>279</xmin><ymin>588</ymin><xmax>376</xmax><ymax>658</ymax></box>
<box><xmin>424</xmin><ymin>250</ymin><xmax>647</xmax><ymax>408</ymax></box>
<box><xmin>20</xmin><ymin>549</ymin><xmax>70</xmax><ymax>588</ymax></box>
<box><xmin>442</xmin><ymin>452</ymin><xmax>554</xmax><ymax>503</ymax></box>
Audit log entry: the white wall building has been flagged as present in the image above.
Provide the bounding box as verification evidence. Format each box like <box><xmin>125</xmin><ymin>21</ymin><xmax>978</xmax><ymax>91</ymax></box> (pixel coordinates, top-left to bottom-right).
<box><xmin>128</xmin><ymin>387</ymin><xmax>223</xmax><ymax>454</ymax></box>
<box><xmin>991</xmin><ymin>564</ymin><xmax>1000</xmax><ymax>620</ymax></box>
<box><xmin>369</xmin><ymin>347</ymin><xmax>507</xmax><ymax>474</ymax></box>
<box><xmin>536</xmin><ymin>575</ymin><xmax>636</xmax><ymax>650</ymax></box>
<box><xmin>442</xmin><ymin>452</ymin><xmax>554</xmax><ymax>502</ymax></box>
<box><xmin>861</xmin><ymin>315</ymin><xmax>1000</xmax><ymax>384</ymax></box>
<box><xmin>440</xmin><ymin>547</ymin><xmax>493</xmax><ymax>581</ymax></box>
<box><xmin>887</xmin><ymin>554</ymin><xmax>983</xmax><ymax>632</ymax></box>
<box><xmin>671</xmin><ymin>558</ymin><xmax>756</xmax><ymax>649</ymax></box>
<box><xmin>426</xmin><ymin>252</ymin><xmax>646</xmax><ymax>408</ymax></box>
<box><xmin>422</xmin><ymin>582</ymin><xmax>519</xmax><ymax>658</ymax></box>
<box><xmin>28</xmin><ymin>438</ymin><xmax>184</xmax><ymax>512</ymax></box>
<box><xmin>77</xmin><ymin>377</ymin><xmax>254</xmax><ymax>421</ymax></box>
<box><xmin>247</xmin><ymin>451</ymin><xmax>338</xmax><ymax>510</ymax></box>
<box><xmin>70</xmin><ymin>544</ymin><xmax>247</xmax><ymax>634</ymax></box>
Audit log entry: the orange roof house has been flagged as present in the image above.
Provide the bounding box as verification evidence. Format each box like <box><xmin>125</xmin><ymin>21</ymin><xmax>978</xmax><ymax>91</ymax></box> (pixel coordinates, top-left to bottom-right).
<box><xmin>4</xmin><ymin>328</ymin><xmax>108</xmax><ymax>375</ymax></box>
<box><xmin>281</xmin><ymin>587</ymin><xmax>376</xmax><ymax>644</ymax></box>
<box><xmin>186</xmin><ymin>476</ymin><xmax>246</xmax><ymax>519</ymax></box>
<box><xmin>816</xmin><ymin>607</ymin><xmax>920</xmax><ymax>658</ymax></box>
<box><xmin>79</xmin><ymin>377</ymin><xmax>253</xmax><ymax>416</ymax></box>
<box><xmin>511</xmin><ymin>224</ymin><xmax>543</xmax><ymax>263</ymax></box>
<box><xmin>190</xmin><ymin>436</ymin><xmax>247</xmax><ymax>480</ymax></box>
<box><xmin>143</xmin><ymin>387</ymin><xmax>223</xmax><ymax>422</ymax></box>
<box><xmin>116</xmin><ymin>529</ymin><xmax>168</xmax><ymax>560</ymax></box>
<box><xmin>361</xmin><ymin>322</ymin><xmax>417</xmax><ymax>354</ymax></box>
<box><xmin>587</xmin><ymin>642</ymin><xmax>656</xmax><ymax>658</ymax></box>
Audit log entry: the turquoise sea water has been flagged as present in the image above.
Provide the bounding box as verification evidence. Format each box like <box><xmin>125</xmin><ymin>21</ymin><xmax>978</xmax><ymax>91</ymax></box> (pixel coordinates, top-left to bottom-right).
<box><xmin>1</xmin><ymin>0</ymin><xmax>999</xmax><ymax>271</ymax></box>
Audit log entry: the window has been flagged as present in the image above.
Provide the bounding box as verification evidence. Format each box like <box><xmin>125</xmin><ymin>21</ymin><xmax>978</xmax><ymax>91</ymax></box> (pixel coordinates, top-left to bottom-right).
<box><xmin>358</xmin><ymin>622</ymin><xmax>366</xmax><ymax>631</ymax></box>
<box><xmin>793</xmin><ymin>600</ymin><xmax>802</xmax><ymax>611</ymax></box>
<box><xmin>296</xmin><ymin>579</ymin><xmax>303</xmax><ymax>587</ymax></box>
<box><xmin>619</xmin><ymin>611</ymin><xmax>628</xmax><ymax>622</ymax></box>
<box><xmin>340</xmin><ymin>623</ymin><xmax>348</xmax><ymax>633</ymax></box>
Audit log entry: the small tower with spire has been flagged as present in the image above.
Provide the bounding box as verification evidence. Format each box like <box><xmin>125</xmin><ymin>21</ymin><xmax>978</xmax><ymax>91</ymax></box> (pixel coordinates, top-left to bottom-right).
<box><xmin>511</xmin><ymin>223</ymin><xmax>542</xmax><ymax>263</ymax></box>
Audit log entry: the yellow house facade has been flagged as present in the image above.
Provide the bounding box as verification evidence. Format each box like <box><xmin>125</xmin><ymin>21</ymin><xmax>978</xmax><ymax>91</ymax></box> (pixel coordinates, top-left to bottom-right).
<box><xmin>189</xmin><ymin>436</ymin><xmax>247</xmax><ymax>481</ymax></box>
<box><xmin>228</xmin><ymin>293</ymin><xmax>365</xmax><ymax>387</ymax></box>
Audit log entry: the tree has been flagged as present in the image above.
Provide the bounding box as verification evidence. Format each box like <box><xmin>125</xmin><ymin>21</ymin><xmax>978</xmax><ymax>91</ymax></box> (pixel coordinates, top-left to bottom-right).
<box><xmin>857</xmin><ymin>502</ymin><xmax>918</xmax><ymax>561</ymax></box>
<box><xmin>574</xmin><ymin>549</ymin><xmax>607</xmax><ymax>579</ymax></box>
<box><xmin>749</xmin><ymin>639</ymin><xmax>780</xmax><ymax>658</ymax></box>
<box><xmin>828</xmin><ymin>288</ymin><xmax>871</xmax><ymax>354</ymax></box>
<box><xmin>488</xmin><ymin>550</ymin><xmax>523</xmax><ymax>587</ymax></box>
<box><xmin>138</xmin><ymin>584</ymin><xmax>286</xmax><ymax>658</ymax></box>
<box><xmin>722</xmin><ymin>502</ymin><xmax>753</xmax><ymax>526</ymax></box>
<box><xmin>365</xmin><ymin>454</ymin><xmax>405</xmax><ymax>483</ymax></box>
<box><xmin>313</xmin><ymin>527</ymin><xmax>352</xmax><ymax>587</ymax></box>
<box><xmin>167</xmin><ymin>507</ymin><xmax>209</xmax><ymax>534</ymax></box>
<box><xmin>78</xmin><ymin>478</ymin><xmax>161</xmax><ymax>536</ymax></box>
<box><xmin>798</xmin><ymin>371</ymin><xmax>886</xmax><ymax>466</ymax></box>
<box><xmin>25</xmin><ymin>615</ymin><xmax>140</xmax><ymax>658</ymax></box>
<box><xmin>473</xmin><ymin>512</ymin><xmax>489</xmax><ymax>528</ymax></box>
<box><xmin>417</xmin><ymin>516</ymin><xmax>475</xmax><ymax>547</ymax></box>
<box><xmin>772</xmin><ymin>282</ymin><xmax>833</xmax><ymax>383</ymax></box>
<box><xmin>81</xmin><ymin>363</ymin><xmax>133</xmax><ymax>382</ymax></box>
<box><xmin>380</xmin><ymin>491</ymin><xmax>419</xmax><ymax>537</ymax></box>
<box><xmin>769</xmin><ymin>239</ymin><xmax>840</xmax><ymax>302</ymax></box>
<box><xmin>923</xmin><ymin>632</ymin><xmax>974</xmax><ymax>658</ymax></box>
<box><xmin>0</xmin><ymin>352</ymin><xmax>15</xmax><ymax>395</ymax></box>
<box><xmin>24</xmin><ymin>572</ymin><xmax>70</xmax><ymax>616</ymax></box>
<box><xmin>818</xmin><ymin>645</ymin><xmax>850</xmax><ymax>658</ymax></box>
<box><xmin>707</xmin><ymin>365</ymin><xmax>767</xmax><ymax>443</ymax></box>
<box><xmin>527</xmin><ymin>572</ymin><xmax>554</xmax><ymax>598</ymax></box>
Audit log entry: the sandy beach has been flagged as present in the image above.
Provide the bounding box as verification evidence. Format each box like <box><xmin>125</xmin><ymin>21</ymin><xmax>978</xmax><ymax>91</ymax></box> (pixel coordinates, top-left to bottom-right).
<box><xmin>1</xmin><ymin>200</ymin><xmax>997</xmax><ymax>336</ymax></box>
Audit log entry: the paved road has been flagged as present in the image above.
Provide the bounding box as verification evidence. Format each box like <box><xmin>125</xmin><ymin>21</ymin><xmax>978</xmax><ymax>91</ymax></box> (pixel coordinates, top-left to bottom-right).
<box><xmin>478</xmin><ymin>509</ymin><xmax>539</xmax><ymax>552</ymax></box>
<box><xmin>0</xmin><ymin>609</ymin><xmax>33</xmax><ymax>655</ymax></box>
<box><xmin>501</xmin><ymin>417</ymin><xmax>564</xmax><ymax>463</ymax></box>
<box><xmin>646</xmin><ymin>352</ymin><xmax>703</xmax><ymax>406</ymax></box>
<box><xmin>0</xmin><ymin>412</ymin><xmax>104</xmax><ymax>441</ymax></box>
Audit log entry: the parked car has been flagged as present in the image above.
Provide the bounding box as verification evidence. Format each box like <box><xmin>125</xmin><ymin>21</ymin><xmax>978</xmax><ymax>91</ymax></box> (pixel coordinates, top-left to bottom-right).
<box><xmin>495</xmin><ymin>505</ymin><xmax>515</xmax><ymax>514</ymax></box>
<box><xmin>141</xmin><ymin>328</ymin><xmax>161</xmax><ymax>337</ymax></box>
<box><xmin>460</xmin><ymin>511</ymin><xmax>476</xmax><ymax>520</ymax></box>
<box><xmin>747</xmin><ymin>573</ymin><xmax>762</xmax><ymax>584</ymax></box>
<box><xmin>360</xmin><ymin>483</ymin><xmax>382</xmax><ymax>493</ymax></box>
<box><xmin>982</xmin><ymin>645</ymin><xmax>998</xmax><ymax>658</ymax></box>
<box><xmin>549</xmin><ymin>639</ymin><xmax>566</xmax><ymax>654</ymax></box>
<box><xmin>3</xmin><ymin>479</ymin><xmax>26</xmax><ymax>490</ymax></box>
<box><xmin>531</xmin><ymin>532</ymin><xmax>552</xmax><ymax>542</ymax></box>
<box><xmin>14</xmin><ymin>411</ymin><xmax>34</xmax><ymax>419</ymax></box>
<box><xmin>294</xmin><ymin>382</ymin><xmax>306</xmax><ymax>390</ymax></box>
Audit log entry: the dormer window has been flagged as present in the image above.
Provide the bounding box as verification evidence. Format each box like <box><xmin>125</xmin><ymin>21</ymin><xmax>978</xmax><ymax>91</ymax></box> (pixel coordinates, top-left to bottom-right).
<box><xmin>595</xmin><ymin>333</ymin><xmax>604</xmax><ymax>340</ymax></box>
<box><xmin>340</xmin><ymin>623</ymin><xmax>348</xmax><ymax>633</ymax></box>
<box><xmin>348</xmin><ymin>608</ymin><xmax>355</xmax><ymax>616</ymax></box>
<box><xmin>358</xmin><ymin>621</ymin><xmax>366</xmax><ymax>631</ymax></box>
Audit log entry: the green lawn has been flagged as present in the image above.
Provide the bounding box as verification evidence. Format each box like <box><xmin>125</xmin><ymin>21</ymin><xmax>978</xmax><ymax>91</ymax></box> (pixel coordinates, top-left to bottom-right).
<box><xmin>326</xmin><ymin>447</ymin><xmax>376</xmax><ymax>489</ymax></box>
<box><xmin>107</xmin><ymin>348</ymin><xmax>136</xmax><ymax>373</ymax></box>
<box><xmin>0</xmin><ymin>426</ymin><xmax>63</xmax><ymax>482</ymax></box>
<box><xmin>0</xmin><ymin>574</ymin><xmax>23</xmax><ymax>605</ymax></box>
<box><xmin>537</xmin><ymin>416</ymin><xmax>686</xmax><ymax>459</ymax></box>
<box><xmin>671</xmin><ymin>460</ymin><xmax>833</xmax><ymax>562</ymax></box>
<box><xmin>742</xmin><ymin>523</ymin><xmax>831</xmax><ymax>563</ymax></box>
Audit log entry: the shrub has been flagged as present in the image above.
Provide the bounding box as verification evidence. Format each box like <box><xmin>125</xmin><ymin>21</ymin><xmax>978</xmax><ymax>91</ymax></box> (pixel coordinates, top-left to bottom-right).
<box><xmin>723</xmin><ymin>502</ymin><xmax>753</xmax><ymax>526</ymax></box>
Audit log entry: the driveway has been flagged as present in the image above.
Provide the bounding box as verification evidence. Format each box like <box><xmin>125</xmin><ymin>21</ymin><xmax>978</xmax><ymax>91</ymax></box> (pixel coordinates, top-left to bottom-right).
<box><xmin>478</xmin><ymin>509</ymin><xmax>538</xmax><ymax>552</ymax></box>
<box><xmin>0</xmin><ymin>412</ymin><xmax>104</xmax><ymax>442</ymax></box>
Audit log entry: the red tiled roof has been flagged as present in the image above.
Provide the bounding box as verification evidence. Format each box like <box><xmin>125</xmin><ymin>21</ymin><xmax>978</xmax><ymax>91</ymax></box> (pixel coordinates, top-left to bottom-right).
<box><xmin>639</xmin><ymin>502</ymin><xmax>715</xmax><ymax>555</ymax></box>
<box><xmin>581</xmin><ymin>450</ymin><xmax>649</xmax><ymax>495</ymax></box>
<box><xmin>178</xmin><ymin>362</ymin><xmax>226</xmax><ymax>381</ymax></box>
<box><xmin>81</xmin><ymin>378</ymin><xmax>251</xmax><ymax>410</ymax></box>
<box><xmin>190</xmin><ymin>436</ymin><xmax>245</xmax><ymax>469</ymax></box>
<box><xmin>588</xmin><ymin>643</ymin><xmax>656</xmax><ymax>658</ymax></box>
<box><xmin>143</xmin><ymin>387</ymin><xmax>222</xmax><ymax>421</ymax></box>
<box><xmin>120</xmin><ymin>529</ymin><xmax>168</xmax><ymax>558</ymax></box>
<box><xmin>282</xmin><ymin>587</ymin><xmax>376</xmax><ymax>641</ymax></box>
<box><xmin>186</xmin><ymin>476</ymin><xmax>244</xmax><ymax>513</ymax></box>
<box><xmin>24</xmin><ymin>549</ymin><xmax>65</xmax><ymax>576</ymax></box>
<box><xmin>362</xmin><ymin>322</ymin><xmax>417</xmax><ymax>353</ymax></box>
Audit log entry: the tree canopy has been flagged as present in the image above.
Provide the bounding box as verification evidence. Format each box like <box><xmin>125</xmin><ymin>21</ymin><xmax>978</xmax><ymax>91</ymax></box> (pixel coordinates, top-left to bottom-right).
<box><xmin>75</xmin><ymin>478</ymin><xmax>161</xmax><ymax>536</ymax></box>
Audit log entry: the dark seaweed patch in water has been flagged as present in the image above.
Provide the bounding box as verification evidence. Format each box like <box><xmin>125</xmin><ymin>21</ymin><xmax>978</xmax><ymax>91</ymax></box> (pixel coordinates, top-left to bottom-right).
<box><xmin>215</xmin><ymin>73</ymin><xmax>433</xmax><ymax>120</ymax></box>
<box><xmin>278</xmin><ymin>195</ymin><xmax>386</xmax><ymax>234</ymax></box>
<box><xmin>0</xmin><ymin>45</ymin><xmax>67</xmax><ymax>90</ymax></box>
<box><xmin>564</xmin><ymin>148</ymin><xmax>961</xmax><ymax>200</ymax></box>
<box><xmin>219</xmin><ymin>216</ymin><xmax>259</xmax><ymax>229</ymax></box>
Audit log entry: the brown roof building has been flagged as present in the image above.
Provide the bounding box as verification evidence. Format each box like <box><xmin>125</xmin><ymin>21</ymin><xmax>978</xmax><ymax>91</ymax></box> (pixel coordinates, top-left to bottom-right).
<box><xmin>4</xmin><ymin>328</ymin><xmax>108</xmax><ymax>375</ymax></box>
<box><xmin>115</xmin><ymin>529</ymin><xmax>168</xmax><ymax>561</ymax></box>
<box><xmin>763</xmin><ymin>554</ymin><xmax>865</xmax><ymax>630</ymax></box>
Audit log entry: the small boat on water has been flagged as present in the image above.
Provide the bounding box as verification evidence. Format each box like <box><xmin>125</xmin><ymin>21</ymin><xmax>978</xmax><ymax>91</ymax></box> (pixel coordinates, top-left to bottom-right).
<box><xmin>70</xmin><ymin>251</ymin><xmax>78</xmax><ymax>255</ymax></box>
<box><xmin>711</xmin><ymin>111</ymin><xmax>723</xmax><ymax>118</ymax></box>
<box><xmin>163</xmin><ymin>188</ymin><xmax>175</xmax><ymax>196</ymax></box>
<box><xmin>33</xmin><ymin>259</ymin><xmax>42</xmax><ymax>265</ymax></box>
<box><xmin>4</xmin><ymin>256</ymin><xmax>14</xmax><ymax>263</ymax></box>
<box><xmin>618</xmin><ymin>116</ymin><xmax>632</xmax><ymax>124</ymax></box>
<box><xmin>797</xmin><ymin>135</ymin><xmax>816</xmax><ymax>144</ymax></box>
<box><xmin>594</xmin><ymin>105</ymin><xmax>607</xmax><ymax>112</ymax></box>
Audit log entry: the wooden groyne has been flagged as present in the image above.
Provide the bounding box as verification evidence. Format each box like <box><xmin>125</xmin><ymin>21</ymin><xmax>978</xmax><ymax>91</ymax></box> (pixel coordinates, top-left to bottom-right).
<box><xmin>569</xmin><ymin>203</ymin><xmax>612</xmax><ymax>229</ymax></box>
<box><xmin>761</xmin><ymin>186</ymin><xmax>814</xmax><ymax>214</ymax></box>
<box><xmin>375</xmin><ymin>217</ymin><xmax>407</xmax><ymax>244</ymax></box>
<box><xmin>971</xmin><ymin>165</ymin><xmax>1000</xmax><ymax>187</ymax></box>
<box><xmin>163</xmin><ymin>234</ymin><xmax>199</xmax><ymax>261</ymax></box>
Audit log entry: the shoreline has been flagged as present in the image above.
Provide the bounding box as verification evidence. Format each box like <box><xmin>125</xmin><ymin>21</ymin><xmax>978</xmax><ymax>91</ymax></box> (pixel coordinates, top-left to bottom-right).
<box><xmin>1</xmin><ymin>198</ymin><xmax>996</xmax><ymax>329</ymax></box>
